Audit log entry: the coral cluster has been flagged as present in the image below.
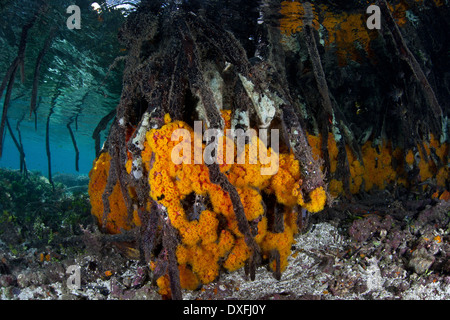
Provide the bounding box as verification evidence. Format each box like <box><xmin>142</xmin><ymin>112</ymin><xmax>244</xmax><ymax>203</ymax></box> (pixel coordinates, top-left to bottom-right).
<box><xmin>307</xmin><ymin>133</ymin><xmax>448</xmax><ymax>197</ymax></box>
<box><xmin>279</xmin><ymin>0</ymin><xmax>443</xmax><ymax>65</ymax></box>
<box><xmin>321</xmin><ymin>10</ymin><xmax>377</xmax><ymax>66</ymax></box>
<box><xmin>145</xmin><ymin>112</ymin><xmax>327</xmax><ymax>293</ymax></box>
<box><xmin>89</xmin><ymin>151</ymin><xmax>141</xmax><ymax>234</ymax></box>
<box><xmin>279</xmin><ymin>1</ymin><xmax>319</xmax><ymax>36</ymax></box>
<box><xmin>278</xmin><ymin>1</ymin><xmax>376</xmax><ymax>65</ymax></box>
<box><xmin>89</xmin><ymin>107</ymin><xmax>448</xmax><ymax>297</ymax></box>
<box><xmin>89</xmin><ymin>111</ymin><xmax>327</xmax><ymax>296</ymax></box>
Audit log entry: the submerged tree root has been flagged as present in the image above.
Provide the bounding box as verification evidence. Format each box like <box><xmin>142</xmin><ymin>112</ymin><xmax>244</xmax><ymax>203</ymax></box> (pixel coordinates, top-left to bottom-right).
<box><xmin>88</xmin><ymin>1</ymin><xmax>448</xmax><ymax>299</ymax></box>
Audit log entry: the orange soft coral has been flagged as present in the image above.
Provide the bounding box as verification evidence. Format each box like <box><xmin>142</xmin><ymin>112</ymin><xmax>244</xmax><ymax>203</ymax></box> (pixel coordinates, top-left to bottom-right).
<box><xmin>89</xmin><ymin>152</ymin><xmax>111</xmax><ymax>228</ymax></box>
<box><xmin>260</xmin><ymin>224</ymin><xmax>295</xmax><ymax>273</ymax></box>
<box><xmin>178</xmin><ymin>264</ymin><xmax>200</xmax><ymax>290</ymax></box>
<box><xmin>321</xmin><ymin>8</ymin><xmax>377</xmax><ymax>65</ymax></box>
<box><xmin>91</xmin><ymin>110</ymin><xmax>449</xmax><ymax>298</ymax></box>
<box><xmin>270</xmin><ymin>153</ymin><xmax>301</xmax><ymax>206</ymax></box>
<box><xmin>279</xmin><ymin>1</ymin><xmax>304</xmax><ymax>36</ymax></box>
<box><xmin>405</xmin><ymin>149</ymin><xmax>415</xmax><ymax>166</ymax></box>
<box><xmin>301</xmin><ymin>186</ymin><xmax>327</xmax><ymax>213</ymax></box>
<box><xmin>144</xmin><ymin>114</ymin><xmax>323</xmax><ymax>289</ymax></box>
<box><xmin>223</xmin><ymin>237</ymin><xmax>251</xmax><ymax>272</ymax></box>
<box><xmin>279</xmin><ymin>1</ymin><xmax>319</xmax><ymax>36</ymax></box>
<box><xmin>238</xmin><ymin>187</ymin><xmax>264</xmax><ymax>221</ymax></box>
<box><xmin>328</xmin><ymin>179</ymin><xmax>343</xmax><ymax>197</ymax></box>
<box><xmin>311</xmin><ymin>132</ymin><xmax>448</xmax><ymax>196</ymax></box>
<box><xmin>88</xmin><ymin>152</ymin><xmax>140</xmax><ymax>233</ymax></box>
<box><xmin>179</xmin><ymin>210</ymin><xmax>219</xmax><ymax>246</ymax></box>
<box><xmin>271</xmin><ymin>167</ymin><xmax>298</xmax><ymax>207</ymax></box>
<box><xmin>91</xmin><ymin>114</ymin><xmax>336</xmax><ymax>295</ymax></box>
<box><xmin>156</xmin><ymin>274</ymin><xmax>171</xmax><ymax>297</ymax></box>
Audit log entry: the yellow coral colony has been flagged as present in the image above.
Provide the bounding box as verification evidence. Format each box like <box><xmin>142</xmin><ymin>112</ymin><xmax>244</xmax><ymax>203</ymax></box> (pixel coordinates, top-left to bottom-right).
<box><xmin>89</xmin><ymin>111</ymin><xmax>328</xmax><ymax>295</ymax></box>
<box><xmin>279</xmin><ymin>1</ymin><xmax>442</xmax><ymax>66</ymax></box>
<box><xmin>145</xmin><ymin>111</ymin><xmax>326</xmax><ymax>294</ymax></box>
<box><xmin>89</xmin><ymin>110</ymin><xmax>448</xmax><ymax>296</ymax></box>
<box><xmin>279</xmin><ymin>1</ymin><xmax>377</xmax><ymax>65</ymax></box>
<box><xmin>276</xmin><ymin>1</ymin><xmax>448</xmax><ymax>197</ymax></box>
<box><xmin>306</xmin><ymin>132</ymin><xmax>448</xmax><ymax>197</ymax></box>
